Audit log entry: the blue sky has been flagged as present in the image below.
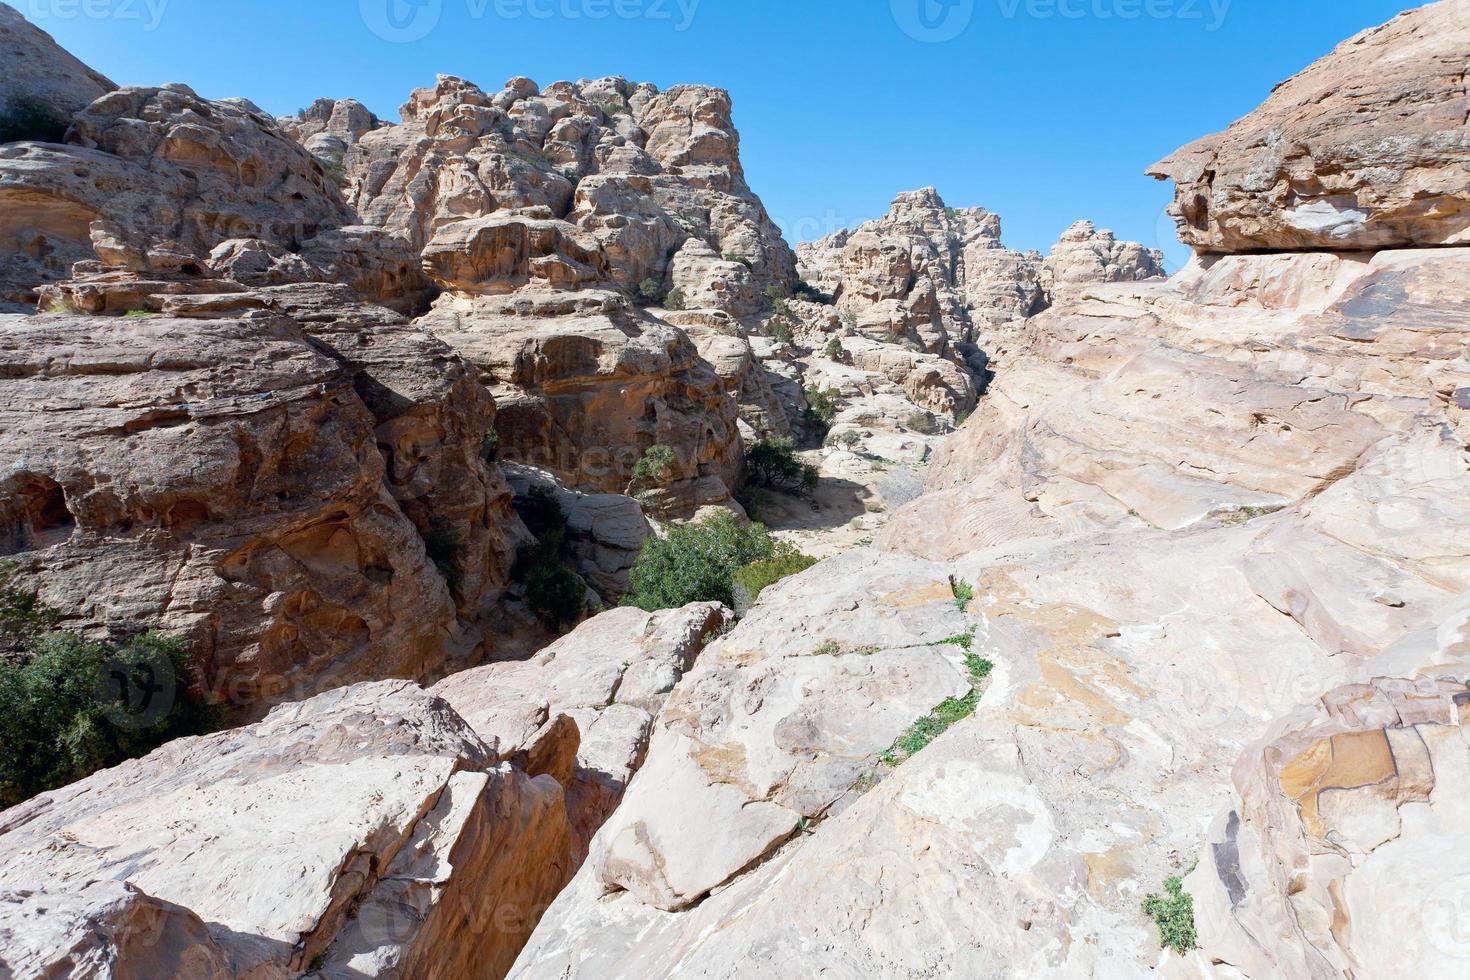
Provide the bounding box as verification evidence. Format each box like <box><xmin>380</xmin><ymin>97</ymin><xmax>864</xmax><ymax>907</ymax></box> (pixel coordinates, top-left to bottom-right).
<box><xmin>11</xmin><ymin>0</ymin><xmax>1426</xmax><ymax>267</ymax></box>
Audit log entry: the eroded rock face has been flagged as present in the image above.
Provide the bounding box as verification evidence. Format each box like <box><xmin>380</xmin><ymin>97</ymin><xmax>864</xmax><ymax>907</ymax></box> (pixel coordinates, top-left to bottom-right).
<box><xmin>346</xmin><ymin>74</ymin><xmax>795</xmax><ymax>300</ymax></box>
<box><xmin>277</xmin><ymin>97</ymin><xmax>385</xmax><ymax>169</ymax></box>
<box><xmin>0</xmin><ymin>83</ymin><xmax>352</xmax><ymax>304</ymax></box>
<box><xmin>0</xmin><ymin>4</ymin><xmax>114</xmax><ymax>134</ymax></box>
<box><xmin>513</xmin><ymin>246</ymin><xmax>1470</xmax><ymax>980</ymax></box>
<box><xmin>1149</xmin><ymin>1</ymin><xmax>1470</xmax><ymax>253</ymax></box>
<box><xmin>0</xmin><ymin>681</ymin><xmax>578</xmax><ymax>980</ymax></box>
<box><xmin>0</xmin><ymin>294</ymin><xmax>523</xmax><ymax>715</ymax></box>
<box><xmin>1040</xmin><ymin>218</ymin><xmax>1165</xmax><ymax>305</ymax></box>
<box><xmin>434</xmin><ymin>602</ymin><xmax>730</xmax><ymax>859</ymax></box>
<box><xmin>419</xmin><ymin>290</ymin><xmax>742</xmax><ymax>517</ymax></box>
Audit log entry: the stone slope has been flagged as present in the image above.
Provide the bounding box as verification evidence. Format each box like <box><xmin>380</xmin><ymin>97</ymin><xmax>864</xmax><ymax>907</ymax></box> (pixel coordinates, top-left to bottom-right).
<box><xmin>0</xmin><ymin>3</ymin><xmax>114</xmax><ymax>131</ymax></box>
<box><xmin>1149</xmin><ymin>0</ymin><xmax>1470</xmax><ymax>253</ymax></box>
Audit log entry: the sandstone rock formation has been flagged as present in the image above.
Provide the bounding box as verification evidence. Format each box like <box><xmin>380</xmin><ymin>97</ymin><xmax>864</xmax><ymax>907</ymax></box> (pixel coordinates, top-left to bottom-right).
<box><xmin>434</xmin><ymin>601</ymin><xmax>730</xmax><ymax>858</ymax></box>
<box><xmin>346</xmin><ymin>74</ymin><xmax>795</xmax><ymax>299</ymax></box>
<box><xmin>0</xmin><ymin>4</ymin><xmax>114</xmax><ymax>138</ymax></box>
<box><xmin>418</xmin><ymin>289</ymin><xmax>742</xmax><ymax>517</ymax></box>
<box><xmin>278</xmin><ymin>97</ymin><xmax>385</xmax><ymax>170</ymax></box>
<box><xmin>0</xmin><ymin>681</ymin><xmax>578</xmax><ymax>980</ymax></box>
<box><xmin>1149</xmin><ymin>0</ymin><xmax>1470</xmax><ymax>253</ymax></box>
<box><xmin>0</xmin><ymin>288</ymin><xmax>524</xmax><ymax>716</ymax></box>
<box><xmin>1040</xmin><ymin>218</ymin><xmax>1166</xmax><ymax>305</ymax></box>
<box><xmin>0</xmin><ymin>83</ymin><xmax>352</xmax><ymax>304</ymax></box>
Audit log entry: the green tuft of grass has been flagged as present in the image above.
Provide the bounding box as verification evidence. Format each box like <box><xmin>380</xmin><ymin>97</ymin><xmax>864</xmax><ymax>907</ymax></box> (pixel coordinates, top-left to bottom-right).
<box><xmin>950</xmin><ymin>577</ymin><xmax>975</xmax><ymax>612</ymax></box>
<box><xmin>930</xmin><ymin>626</ymin><xmax>976</xmax><ymax>650</ymax></box>
<box><xmin>1142</xmin><ymin>876</ymin><xmax>1198</xmax><ymax>955</ymax></box>
<box><xmin>964</xmin><ymin>652</ymin><xmax>994</xmax><ymax>683</ymax></box>
<box><xmin>880</xmin><ymin>689</ymin><xmax>979</xmax><ymax>766</ymax></box>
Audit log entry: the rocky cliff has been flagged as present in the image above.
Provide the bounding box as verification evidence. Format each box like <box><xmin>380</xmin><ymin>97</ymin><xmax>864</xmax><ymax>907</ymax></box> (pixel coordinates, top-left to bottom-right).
<box><xmin>2</xmin><ymin>4</ymin><xmax>1467</xmax><ymax>980</ymax></box>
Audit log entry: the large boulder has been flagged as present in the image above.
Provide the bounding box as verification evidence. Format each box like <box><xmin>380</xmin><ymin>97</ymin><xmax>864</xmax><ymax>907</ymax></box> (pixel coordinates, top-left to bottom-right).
<box><xmin>1149</xmin><ymin>1</ymin><xmax>1470</xmax><ymax>253</ymax></box>
<box><xmin>0</xmin><ymin>681</ymin><xmax>578</xmax><ymax>980</ymax></box>
<box><xmin>1040</xmin><ymin>219</ymin><xmax>1166</xmax><ymax>305</ymax></box>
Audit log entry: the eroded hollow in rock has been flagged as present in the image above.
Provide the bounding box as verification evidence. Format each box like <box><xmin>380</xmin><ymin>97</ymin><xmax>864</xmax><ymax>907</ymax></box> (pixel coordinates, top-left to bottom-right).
<box><xmin>0</xmin><ymin>474</ymin><xmax>75</xmax><ymax>555</ymax></box>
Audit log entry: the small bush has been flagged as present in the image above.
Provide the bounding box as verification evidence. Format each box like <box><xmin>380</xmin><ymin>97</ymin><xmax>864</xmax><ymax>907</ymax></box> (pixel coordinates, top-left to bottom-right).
<box><xmin>880</xmin><ymin>690</ymin><xmax>979</xmax><ymax>766</ymax></box>
<box><xmin>632</xmin><ymin>444</ymin><xmax>677</xmax><ymax>483</ymax></box>
<box><xmin>734</xmin><ymin>483</ymin><xmax>770</xmax><ymax>521</ymax></box>
<box><xmin>0</xmin><ymin>95</ymin><xmax>69</xmax><ymax>144</ymax></box>
<box><xmin>803</xmin><ymin>387</ymin><xmax>841</xmax><ymax>435</ymax></box>
<box><xmin>839</xmin><ymin>311</ymin><xmax>858</xmax><ymax>333</ymax></box>
<box><xmin>905</xmin><ymin>411</ymin><xmax>940</xmax><ymax>435</ymax></box>
<box><xmin>763</xmin><ymin>283</ymin><xmax>788</xmax><ymax>304</ymax></box>
<box><xmin>731</xmin><ymin>545</ymin><xmax>817</xmax><ymax>613</ymax></box>
<box><xmin>0</xmin><ymin>572</ymin><xmax>214</xmax><ymax>807</ymax></box>
<box><xmin>481</xmin><ymin>428</ymin><xmax>500</xmax><ymax>464</ymax></box>
<box><xmin>636</xmin><ymin>278</ymin><xmax>666</xmax><ymax>306</ymax></box>
<box><xmin>664</xmin><ymin>286</ymin><xmax>686</xmax><ymax>311</ymax></box>
<box><xmin>823</xmin><ymin>336</ymin><xmax>845</xmax><ymax>360</ymax></box>
<box><xmin>511</xmin><ymin>488</ymin><xmax>586</xmax><ymax>628</ymax></box>
<box><xmin>745</xmin><ymin>438</ymin><xmax>818</xmax><ymax>494</ymax></box>
<box><xmin>623</xmin><ymin>512</ymin><xmax>780</xmax><ymax>612</ymax></box>
<box><xmin>951</xmin><ymin>577</ymin><xmax>975</xmax><ymax>612</ymax></box>
<box><xmin>1143</xmin><ymin>877</ymin><xmax>1198</xmax><ymax>955</ymax></box>
<box><xmin>723</xmin><ymin>253</ymin><xmax>753</xmax><ymax>270</ymax></box>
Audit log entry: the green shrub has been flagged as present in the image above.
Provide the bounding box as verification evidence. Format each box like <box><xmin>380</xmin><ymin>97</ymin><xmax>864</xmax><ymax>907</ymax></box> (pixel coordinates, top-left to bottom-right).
<box><xmin>763</xmin><ymin>283</ymin><xmax>788</xmax><ymax>304</ymax></box>
<box><xmin>481</xmin><ymin>427</ymin><xmax>500</xmax><ymax>464</ymax></box>
<box><xmin>768</xmin><ymin>316</ymin><xmax>795</xmax><ymax>346</ymax></box>
<box><xmin>823</xmin><ymin>336</ymin><xmax>845</xmax><ymax>360</ymax></box>
<box><xmin>636</xmin><ymin>278</ymin><xmax>666</xmax><ymax>306</ymax></box>
<box><xmin>731</xmin><ymin>545</ymin><xmax>817</xmax><ymax>613</ymax></box>
<box><xmin>839</xmin><ymin>311</ymin><xmax>858</xmax><ymax>333</ymax></box>
<box><xmin>632</xmin><ymin>444</ymin><xmax>677</xmax><ymax>483</ymax></box>
<box><xmin>745</xmin><ymin>438</ymin><xmax>818</xmax><ymax>494</ymax></box>
<box><xmin>623</xmin><ymin>512</ymin><xmax>780</xmax><ymax>612</ymax></box>
<box><xmin>511</xmin><ymin>487</ymin><xmax>586</xmax><ymax>628</ymax></box>
<box><xmin>803</xmin><ymin>387</ymin><xmax>840</xmax><ymax>435</ymax></box>
<box><xmin>905</xmin><ymin>411</ymin><xmax>940</xmax><ymax>435</ymax></box>
<box><xmin>0</xmin><ymin>95</ymin><xmax>70</xmax><ymax>144</ymax></box>
<box><xmin>664</xmin><ymin>286</ymin><xmax>686</xmax><ymax>311</ymax></box>
<box><xmin>951</xmin><ymin>577</ymin><xmax>975</xmax><ymax>612</ymax></box>
<box><xmin>0</xmin><ymin>564</ymin><xmax>60</xmax><ymax>655</ymax></box>
<box><xmin>880</xmin><ymin>690</ymin><xmax>979</xmax><ymax>766</ymax></box>
<box><xmin>0</xmin><ymin>572</ymin><xmax>214</xmax><ymax>807</ymax></box>
<box><xmin>733</xmin><ymin>484</ymin><xmax>770</xmax><ymax>521</ymax></box>
<box><xmin>723</xmin><ymin>253</ymin><xmax>753</xmax><ymax>270</ymax></box>
<box><xmin>1143</xmin><ymin>877</ymin><xmax>1198</xmax><ymax>955</ymax></box>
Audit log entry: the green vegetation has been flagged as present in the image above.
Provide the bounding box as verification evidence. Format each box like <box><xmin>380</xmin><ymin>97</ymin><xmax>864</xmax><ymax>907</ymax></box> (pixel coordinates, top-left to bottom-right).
<box><xmin>839</xmin><ymin>311</ymin><xmax>858</xmax><ymax>333</ymax></box>
<box><xmin>768</xmin><ymin>316</ymin><xmax>795</xmax><ymax>345</ymax></box>
<box><xmin>1219</xmin><ymin>505</ymin><xmax>1278</xmax><ymax>526</ymax></box>
<box><xmin>0</xmin><ymin>95</ymin><xmax>69</xmax><ymax>144</ymax></box>
<box><xmin>905</xmin><ymin>411</ymin><xmax>940</xmax><ymax>435</ymax></box>
<box><xmin>1142</xmin><ymin>876</ymin><xmax>1198</xmax><ymax>955</ymax></box>
<box><xmin>878</xmin><ymin>649</ymin><xmax>993</xmax><ymax>767</ymax></box>
<box><xmin>512</xmin><ymin>488</ymin><xmax>587</xmax><ymax>630</ymax></box>
<box><xmin>320</xmin><ymin>149</ymin><xmax>347</xmax><ymax>187</ymax></box>
<box><xmin>951</xmin><ymin>578</ymin><xmax>975</xmax><ymax>612</ymax></box>
<box><xmin>123</xmin><ymin>309</ymin><xmax>155</xmax><ymax>318</ymax></box>
<box><xmin>663</xmin><ymin>286</ymin><xmax>686</xmax><ymax>311</ymax></box>
<box><xmin>823</xmin><ymin>336</ymin><xmax>845</xmax><ymax>360</ymax></box>
<box><xmin>636</xmin><ymin>278</ymin><xmax>666</xmax><ymax>306</ymax></box>
<box><xmin>930</xmin><ymin>626</ymin><xmax>977</xmax><ymax>651</ymax></box>
<box><xmin>622</xmin><ymin>512</ymin><xmax>808</xmax><ymax>613</ymax></box>
<box><xmin>744</xmin><ymin>438</ymin><xmax>818</xmax><ymax>494</ymax></box>
<box><xmin>763</xmin><ymin>283</ymin><xmax>788</xmax><ymax>304</ymax></box>
<box><xmin>481</xmin><ymin>428</ymin><xmax>500</xmax><ymax>464</ymax></box>
<box><xmin>0</xmin><ymin>565</ymin><xmax>214</xmax><ymax>807</ymax></box>
<box><xmin>632</xmin><ymin>443</ymin><xmax>676</xmax><ymax>483</ymax></box>
<box><xmin>731</xmin><ymin>546</ymin><xmax>818</xmax><ymax>612</ymax></box>
<box><xmin>723</xmin><ymin>253</ymin><xmax>753</xmax><ymax>270</ymax></box>
<box><xmin>803</xmin><ymin>387</ymin><xmax>841</xmax><ymax>436</ymax></box>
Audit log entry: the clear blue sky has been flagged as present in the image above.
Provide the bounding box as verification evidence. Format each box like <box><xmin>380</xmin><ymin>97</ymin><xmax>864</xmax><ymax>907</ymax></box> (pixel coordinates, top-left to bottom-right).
<box><xmin>10</xmin><ymin>0</ymin><xmax>1427</xmax><ymax>267</ymax></box>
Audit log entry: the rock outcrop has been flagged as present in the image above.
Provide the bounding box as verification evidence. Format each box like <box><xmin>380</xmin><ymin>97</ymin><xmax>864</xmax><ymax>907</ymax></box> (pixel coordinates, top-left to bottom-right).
<box><xmin>346</xmin><ymin>74</ymin><xmax>795</xmax><ymax>298</ymax></box>
<box><xmin>0</xmin><ymin>681</ymin><xmax>578</xmax><ymax>980</ymax></box>
<box><xmin>0</xmin><ymin>288</ymin><xmax>525</xmax><ymax>716</ymax></box>
<box><xmin>0</xmin><ymin>4</ymin><xmax>114</xmax><ymax>137</ymax></box>
<box><xmin>434</xmin><ymin>602</ymin><xmax>730</xmax><ymax>859</ymax></box>
<box><xmin>278</xmin><ymin>97</ymin><xmax>385</xmax><ymax>170</ymax></box>
<box><xmin>1040</xmin><ymin>219</ymin><xmax>1166</xmax><ymax>305</ymax></box>
<box><xmin>1149</xmin><ymin>0</ymin><xmax>1470</xmax><ymax>253</ymax></box>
